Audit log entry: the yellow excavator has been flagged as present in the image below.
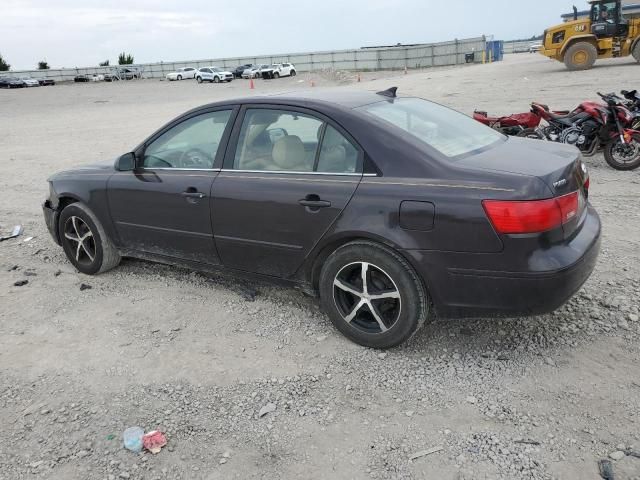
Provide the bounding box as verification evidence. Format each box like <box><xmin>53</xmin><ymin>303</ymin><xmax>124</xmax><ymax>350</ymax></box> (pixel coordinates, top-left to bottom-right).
<box><xmin>540</xmin><ymin>0</ymin><xmax>640</xmax><ymax>70</ymax></box>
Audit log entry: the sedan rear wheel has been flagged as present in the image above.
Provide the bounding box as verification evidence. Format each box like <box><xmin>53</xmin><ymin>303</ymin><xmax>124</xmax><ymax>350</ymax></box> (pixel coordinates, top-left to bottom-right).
<box><xmin>319</xmin><ymin>241</ymin><xmax>429</xmax><ymax>349</ymax></box>
<box><xmin>59</xmin><ymin>203</ymin><xmax>121</xmax><ymax>275</ymax></box>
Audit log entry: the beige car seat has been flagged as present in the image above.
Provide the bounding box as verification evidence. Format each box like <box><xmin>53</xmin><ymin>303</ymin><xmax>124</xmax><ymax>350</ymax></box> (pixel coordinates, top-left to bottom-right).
<box><xmin>272</xmin><ymin>135</ymin><xmax>310</xmax><ymax>171</ymax></box>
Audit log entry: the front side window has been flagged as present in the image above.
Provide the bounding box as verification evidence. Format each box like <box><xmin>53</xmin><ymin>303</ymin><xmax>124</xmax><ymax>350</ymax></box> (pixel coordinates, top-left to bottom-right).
<box><xmin>358</xmin><ymin>98</ymin><xmax>504</xmax><ymax>158</ymax></box>
<box><xmin>593</xmin><ymin>2</ymin><xmax>616</xmax><ymax>22</ymax></box>
<box><xmin>143</xmin><ymin>110</ymin><xmax>232</xmax><ymax>169</ymax></box>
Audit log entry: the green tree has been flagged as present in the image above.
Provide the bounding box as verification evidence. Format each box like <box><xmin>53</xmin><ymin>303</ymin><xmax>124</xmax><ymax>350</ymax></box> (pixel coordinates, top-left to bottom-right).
<box><xmin>118</xmin><ymin>52</ymin><xmax>134</xmax><ymax>65</ymax></box>
<box><xmin>38</xmin><ymin>60</ymin><xmax>50</xmax><ymax>70</ymax></box>
<box><xmin>99</xmin><ymin>60</ymin><xmax>110</xmax><ymax>66</ymax></box>
<box><xmin>0</xmin><ymin>53</ymin><xmax>10</xmax><ymax>71</ymax></box>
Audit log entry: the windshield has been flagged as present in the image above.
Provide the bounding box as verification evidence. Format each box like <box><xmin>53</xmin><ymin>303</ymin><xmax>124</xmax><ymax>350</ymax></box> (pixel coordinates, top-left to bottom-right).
<box><xmin>358</xmin><ymin>97</ymin><xmax>505</xmax><ymax>158</ymax></box>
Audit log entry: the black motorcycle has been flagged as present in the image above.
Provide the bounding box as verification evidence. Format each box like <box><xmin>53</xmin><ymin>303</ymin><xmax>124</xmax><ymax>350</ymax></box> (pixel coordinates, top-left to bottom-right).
<box><xmin>621</xmin><ymin>90</ymin><xmax>640</xmax><ymax>130</ymax></box>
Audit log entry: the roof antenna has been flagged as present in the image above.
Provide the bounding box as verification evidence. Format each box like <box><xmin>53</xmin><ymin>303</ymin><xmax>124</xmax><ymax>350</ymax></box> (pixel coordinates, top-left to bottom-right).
<box><xmin>376</xmin><ymin>87</ymin><xmax>398</xmax><ymax>98</ymax></box>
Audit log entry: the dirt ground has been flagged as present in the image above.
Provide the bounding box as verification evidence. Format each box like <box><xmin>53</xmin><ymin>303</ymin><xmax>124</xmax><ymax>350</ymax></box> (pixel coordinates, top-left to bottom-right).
<box><xmin>1</xmin><ymin>54</ymin><xmax>639</xmax><ymax>480</ymax></box>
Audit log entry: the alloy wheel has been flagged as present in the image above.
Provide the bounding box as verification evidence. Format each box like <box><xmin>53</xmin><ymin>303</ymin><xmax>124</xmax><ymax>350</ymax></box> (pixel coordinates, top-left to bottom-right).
<box><xmin>333</xmin><ymin>262</ymin><xmax>402</xmax><ymax>334</ymax></box>
<box><xmin>63</xmin><ymin>216</ymin><xmax>96</xmax><ymax>266</ymax></box>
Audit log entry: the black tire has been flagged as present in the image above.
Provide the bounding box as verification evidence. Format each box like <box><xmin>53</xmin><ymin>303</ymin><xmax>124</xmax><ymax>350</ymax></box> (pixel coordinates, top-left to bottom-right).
<box><xmin>177</xmin><ymin>75</ymin><xmax>182</xmax><ymax>81</ymax></box>
<box><xmin>604</xmin><ymin>135</ymin><xmax>640</xmax><ymax>171</ymax></box>
<box><xmin>58</xmin><ymin>203</ymin><xmax>121</xmax><ymax>275</ymax></box>
<box><xmin>564</xmin><ymin>42</ymin><xmax>597</xmax><ymax>71</ymax></box>
<box><xmin>273</xmin><ymin>72</ymin><xmax>280</xmax><ymax>79</ymax></box>
<box><xmin>196</xmin><ymin>76</ymin><xmax>203</xmax><ymax>84</ymax></box>
<box><xmin>517</xmin><ymin>128</ymin><xmax>544</xmax><ymax>140</ymax></box>
<box><xmin>633</xmin><ymin>42</ymin><xmax>640</xmax><ymax>63</ymax></box>
<box><xmin>290</xmin><ymin>70</ymin><xmax>296</xmax><ymax>77</ymax></box>
<box><xmin>319</xmin><ymin>241</ymin><xmax>429</xmax><ymax>349</ymax></box>
<box><xmin>213</xmin><ymin>76</ymin><xmax>220</xmax><ymax>83</ymax></box>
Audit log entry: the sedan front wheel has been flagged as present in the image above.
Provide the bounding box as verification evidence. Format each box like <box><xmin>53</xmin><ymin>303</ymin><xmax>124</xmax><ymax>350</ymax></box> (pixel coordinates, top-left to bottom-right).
<box><xmin>319</xmin><ymin>241</ymin><xmax>429</xmax><ymax>349</ymax></box>
<box><xmin>59</xmin><ymin>203</ymin><xmax>121</xmax><ymax>275</ymax></box>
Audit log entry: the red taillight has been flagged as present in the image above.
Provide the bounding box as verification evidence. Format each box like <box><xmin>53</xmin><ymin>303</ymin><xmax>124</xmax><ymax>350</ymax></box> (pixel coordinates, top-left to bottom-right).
<box><xmin>483</xmin><ymin>191</ymin><xmax>579</xmax><ymax>234</ymax></box>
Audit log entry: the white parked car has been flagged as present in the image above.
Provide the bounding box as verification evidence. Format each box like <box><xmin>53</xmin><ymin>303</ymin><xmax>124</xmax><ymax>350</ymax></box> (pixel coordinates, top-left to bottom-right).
<box><xmin>270</xmin><ymin>63</ymin><xmax>297</xmax><ymax>78</ymax></box>
<box><xmin>166</xmin><ymin>67</ymin><xmax>197</xmax><ymax>81</ymax></box>
<box><xmin>91</xmin><ymin>74</ymin><xmax>105</xmax><ymax>82</ymax></box>
<box><xmin>195</xmin><ymin>67</ymin><xmax>234</xmax><ymax>83</ymax></box>
<box><xmin>20</xmin><ymin>76</ymin><xmax>40</xmax><ymax>87</ymax></box>
<box><xmin>242</xmin><ymin>64</ymin><xmax>270</xmax><ymax>79</ymax></box>
<box><xmin>529</xmin><ymin>44</ymin><xmax>543</xmax><ymax>53</ymax></box>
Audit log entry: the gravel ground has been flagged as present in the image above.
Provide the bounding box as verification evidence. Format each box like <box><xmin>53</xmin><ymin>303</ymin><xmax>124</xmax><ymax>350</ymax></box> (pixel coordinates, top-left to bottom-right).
<box><xmin>1</xmin><ymin>54</ymin><xmax>639</xmax><ymax>480</ymax></box>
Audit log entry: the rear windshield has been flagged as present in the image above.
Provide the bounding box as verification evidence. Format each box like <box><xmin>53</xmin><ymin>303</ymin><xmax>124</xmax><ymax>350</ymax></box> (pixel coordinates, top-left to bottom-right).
<box><xmin>358</xmin><ymin>97</ymin><xmax>505</xmax><ymax>158</ymax></box>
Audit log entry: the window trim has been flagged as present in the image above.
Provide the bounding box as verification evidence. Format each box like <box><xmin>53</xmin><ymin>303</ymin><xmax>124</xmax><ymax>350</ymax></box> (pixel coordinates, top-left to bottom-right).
<box><xmin>135</xmin><ymin>106</ymin><xmax>239</xmax><ymax>171</ymax></box>
<box><xmin>222</xmin><ymin>104</ymin><xmax>364</xmax><ymax>175</ymax></box>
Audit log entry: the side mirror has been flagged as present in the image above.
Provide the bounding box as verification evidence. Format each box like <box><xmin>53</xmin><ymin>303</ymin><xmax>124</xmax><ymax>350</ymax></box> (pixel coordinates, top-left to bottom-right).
<box><xmin>116</xmin><ymin>152</ymin><xmax>136</xmax><ymax>171</ymax></box>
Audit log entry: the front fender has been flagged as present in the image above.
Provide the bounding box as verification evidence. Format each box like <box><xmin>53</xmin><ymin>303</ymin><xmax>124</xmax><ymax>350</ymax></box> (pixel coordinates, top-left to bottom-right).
<box><xmin>560</xmin><ymin>34</ymin><xmax>598</xmax><ymax>57</ymax></box>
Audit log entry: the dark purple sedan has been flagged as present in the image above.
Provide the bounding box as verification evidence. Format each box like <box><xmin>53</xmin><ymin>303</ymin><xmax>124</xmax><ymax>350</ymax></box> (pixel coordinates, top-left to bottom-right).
<box><xmin>43</xmin><ymin>88</ymin><xmax>600</xmax><ymax>348</ymax></box>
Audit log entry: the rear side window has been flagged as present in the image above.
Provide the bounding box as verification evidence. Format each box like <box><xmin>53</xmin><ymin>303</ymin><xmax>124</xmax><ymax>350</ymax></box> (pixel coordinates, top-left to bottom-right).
<box><xmin>358</xmin><ymin>98</ymin><xmax>504</xmax><ymax>158</ymax></box>
<box><xmin>234</xmin><ymin>109</ymin><xmax>322</xmax><ymax>171</ymax></box>
<box><xmin>232</xmin><ymin>109</ymin><xmax>360</xmax><ymax>174</ymax></box>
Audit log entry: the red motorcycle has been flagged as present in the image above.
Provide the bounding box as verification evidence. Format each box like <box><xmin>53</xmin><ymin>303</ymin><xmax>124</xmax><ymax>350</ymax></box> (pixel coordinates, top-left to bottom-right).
<box><xmin>530</xmin><ymin>93</ymin><xmax>640</xmax><ymax>171</ymax></box>
<box><xmin>472</xmin><ymin>110</ymin><xmax>543</xmax><ymax>137</ymax></box>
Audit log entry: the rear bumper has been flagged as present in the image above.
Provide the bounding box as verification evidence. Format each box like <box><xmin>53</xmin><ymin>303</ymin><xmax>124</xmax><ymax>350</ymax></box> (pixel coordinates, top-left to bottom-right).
<box><xmin>42</xmin><ymin>200</ymin><xmax>61</xmax><ymax>245</ymax></box>
<box><xmin>405</xmin><ymin>205</ymin><xmax>601</xmax><ymax>318</ymax></box>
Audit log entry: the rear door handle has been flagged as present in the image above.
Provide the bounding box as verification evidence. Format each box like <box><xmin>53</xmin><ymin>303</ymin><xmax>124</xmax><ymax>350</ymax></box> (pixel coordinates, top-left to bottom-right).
<box><xmin>298</xmin><ymin>200</ymin><xmax>331</xmax><ymax>208</ymax></box>
<box><xmin>298</xmin><ymin>195</ymin><xmax>331</xmax><ymax>209</ymax></box>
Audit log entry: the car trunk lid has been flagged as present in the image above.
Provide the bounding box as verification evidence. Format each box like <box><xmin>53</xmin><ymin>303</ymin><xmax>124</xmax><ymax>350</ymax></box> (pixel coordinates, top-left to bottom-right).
<box><xmin>458</xmin><ymin>137</ymin><xmax>589</xmax><ymax>237</ymax></box>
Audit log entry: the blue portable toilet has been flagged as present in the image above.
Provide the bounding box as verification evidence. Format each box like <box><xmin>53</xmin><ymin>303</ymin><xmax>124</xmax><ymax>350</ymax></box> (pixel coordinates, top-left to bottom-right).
<box><xmin>486</xmin><ymin>40</ymin><xmax>504</xmax><ymax>62</ymax></box>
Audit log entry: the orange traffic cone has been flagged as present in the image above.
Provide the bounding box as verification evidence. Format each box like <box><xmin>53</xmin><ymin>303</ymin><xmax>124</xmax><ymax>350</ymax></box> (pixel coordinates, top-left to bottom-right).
<box><xmin>249</xmin><ymin>78</ymin><xmax>255</xmax><ymax>89</ymax></box>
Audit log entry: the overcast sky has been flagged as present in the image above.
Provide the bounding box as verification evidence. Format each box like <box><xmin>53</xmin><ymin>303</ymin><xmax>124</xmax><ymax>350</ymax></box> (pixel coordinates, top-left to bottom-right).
<box><xmin>2</xmin><ymin>0</ymin><xmax>570</xmax><ymax>70</ymax></box>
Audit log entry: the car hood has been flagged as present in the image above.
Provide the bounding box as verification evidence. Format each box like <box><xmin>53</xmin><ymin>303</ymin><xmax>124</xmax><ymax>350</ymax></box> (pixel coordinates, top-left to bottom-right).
<box><xmin>48</xmin><ymin>159</ymin><xmax>116</xmax><ymax>181</ymax></box>
<box><xmin>456</xmin><ymin>136</ymin><xmax>585</xmax><ymax>194</ymax></box>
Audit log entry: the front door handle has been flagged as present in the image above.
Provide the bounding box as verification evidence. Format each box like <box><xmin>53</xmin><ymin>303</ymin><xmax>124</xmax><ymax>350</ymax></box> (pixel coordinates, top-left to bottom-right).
<box><xmin>181</xmin><ymin>191</ymin><xmax>206</xmax><ymax>199</ymax></box>
<box><xmin>181</xmin><ymin>188</ymin><xmax>207</xmax><ymax>204</ymax></box>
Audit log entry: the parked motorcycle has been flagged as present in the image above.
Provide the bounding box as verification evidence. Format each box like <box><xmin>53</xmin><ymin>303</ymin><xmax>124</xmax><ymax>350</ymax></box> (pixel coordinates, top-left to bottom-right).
<box><xmin>621</xmin><ymin>90</ymin><xmax>640</xmax><ymax>129</ymax></box>
<box><xmin>529</xmin><ymin>93</ymin><xmax>640</xmax><ymax>171</ymax></box>
<box><xmin>472</xmin><ymin>110</ymin><xmax>543</xmax><ymax>136</ymax></box>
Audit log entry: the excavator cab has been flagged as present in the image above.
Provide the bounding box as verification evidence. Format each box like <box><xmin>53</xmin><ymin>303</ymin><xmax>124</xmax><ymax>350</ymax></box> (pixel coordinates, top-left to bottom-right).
<box><xmin>590</xmin><ymin>0</ymin><xmax>628</xmax><ymax>37</ymax></box>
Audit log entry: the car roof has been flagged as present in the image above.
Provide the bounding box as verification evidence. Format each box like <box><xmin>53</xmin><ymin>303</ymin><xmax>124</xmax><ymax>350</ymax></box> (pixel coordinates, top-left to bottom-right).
<box><xmin>186</xmin><ymin>89</ymin><xmax>392</xmax><ymax>114</ymax></box>
<box><xmin>250</xmin><ymin>89</ymin><xmax>389</xmax><ymax>109</ymax></box>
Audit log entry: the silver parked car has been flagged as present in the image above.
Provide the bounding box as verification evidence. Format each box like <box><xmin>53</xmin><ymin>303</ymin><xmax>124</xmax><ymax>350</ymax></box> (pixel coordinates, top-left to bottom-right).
<box><xmin>242</xmin><ymin>64</ymin><xmax>270</xmax><ymax>79</ymax></box>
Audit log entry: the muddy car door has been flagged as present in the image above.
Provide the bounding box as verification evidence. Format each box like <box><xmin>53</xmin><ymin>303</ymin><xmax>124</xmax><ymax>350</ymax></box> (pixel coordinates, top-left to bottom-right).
<box><xmin>107</xmin><ymin>108</ymin><xmax>236</xmax><ymax>264</ymax></box>
<box><xmin>211</xmin><ymin>105</ymin><xmax>363</xmax><ymax>277</ymax></box>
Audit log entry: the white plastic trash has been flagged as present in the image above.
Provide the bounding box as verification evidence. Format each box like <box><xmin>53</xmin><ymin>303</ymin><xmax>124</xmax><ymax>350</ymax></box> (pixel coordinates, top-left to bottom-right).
<box><xmin>123</xmin><ymin>426</ymin><xmax>144</xmax><ymax>453</ymax></box>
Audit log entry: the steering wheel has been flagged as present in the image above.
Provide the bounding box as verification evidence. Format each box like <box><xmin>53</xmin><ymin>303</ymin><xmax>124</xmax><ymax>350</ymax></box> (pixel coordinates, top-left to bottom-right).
<box><xmin>144</xmin><ymin>155</ymin><xmax>173</xmax><ymax>168</ymax></box>
<box><xmin>178</xmin><ymin>148</ymin><xmax>211</xmax><ymax>168</ymax></box>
